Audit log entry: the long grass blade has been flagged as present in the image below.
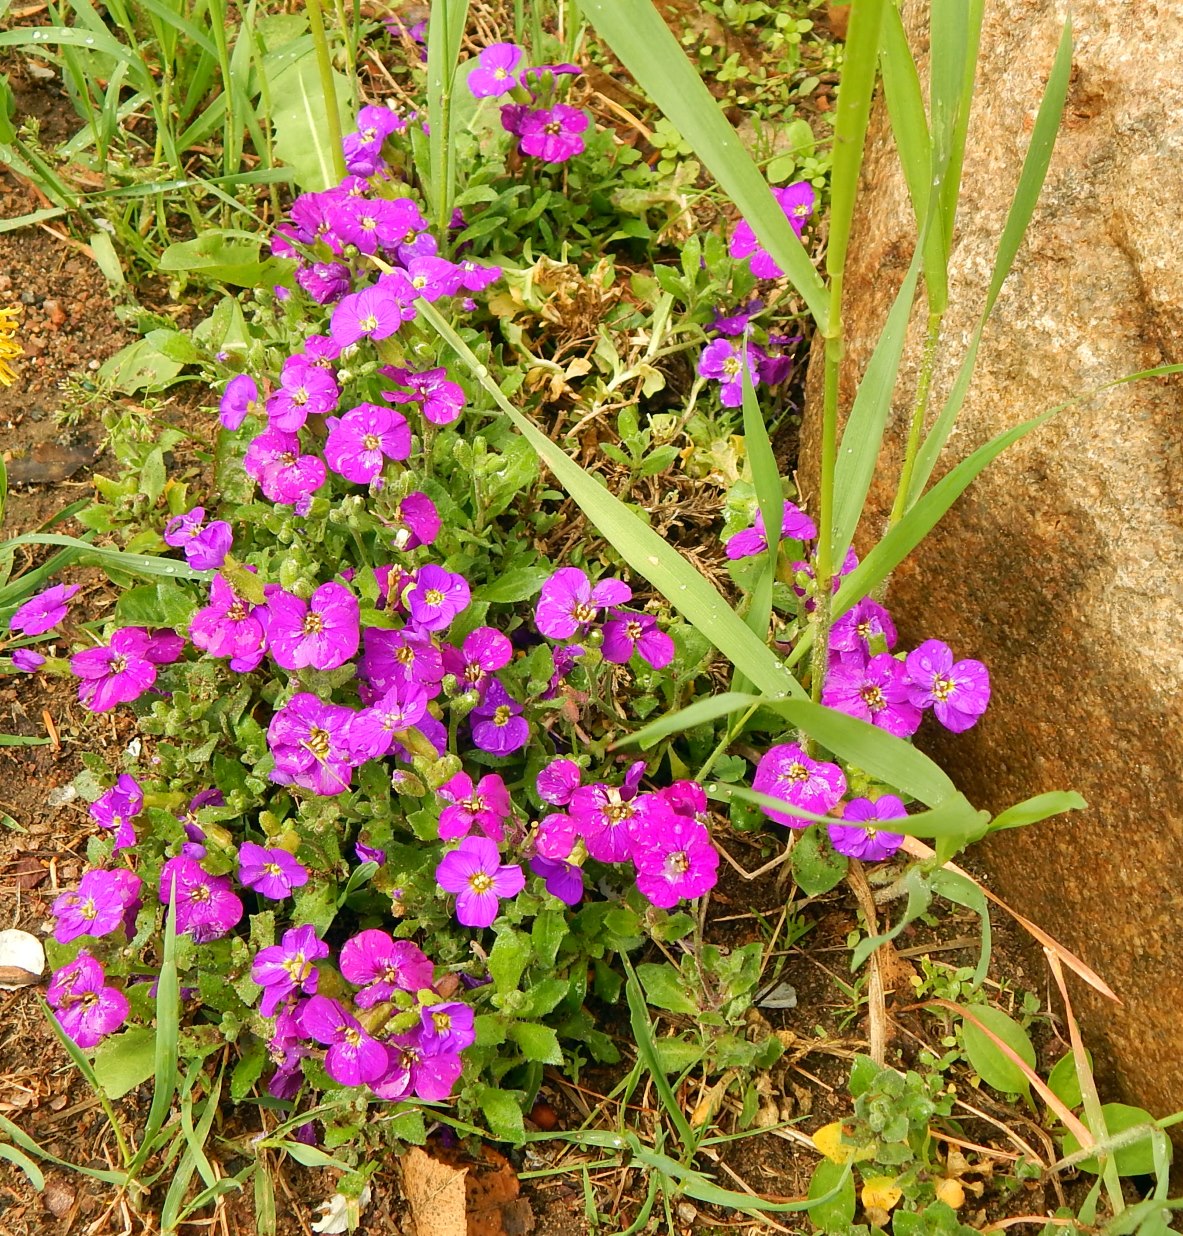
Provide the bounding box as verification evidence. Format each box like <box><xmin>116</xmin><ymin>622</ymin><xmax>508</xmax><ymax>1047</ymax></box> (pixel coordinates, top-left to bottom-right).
<box><xmin>1</xmin><ymin>534</ymin><xmax>206</xmax><ymax>581</ymax></box>
<box><xmin>426</xmin><ymin>0</ymin><xmax>472</xmax><ymax>233</ymax></box>
<box><xmin>580</xmin><ymin>0</ymin><xmax>828</xmax><ymax>327</ymax></box>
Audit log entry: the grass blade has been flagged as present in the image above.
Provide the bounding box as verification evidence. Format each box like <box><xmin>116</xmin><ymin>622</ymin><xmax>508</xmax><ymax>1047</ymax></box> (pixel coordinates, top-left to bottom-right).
<box><xmin>907</xmin><ymin>17</ymin><xmax>1073</xmax><ymax>506</ymax></box>
<box><xmin>419</xmin><ymin>301</ymin><xmax>805</xmax><ymax>698</ymax></box>
<box><xmin>580</xmin><ymin>0</ymin><xmax>828</xmax><ymax>327</ymax></box>
<box><xmin>426</xmin><ymin>0</ymin><xmax>472</xmax><ymax>233</ymax></box>
<box><xmin>1</xmin><ymin>534</ymin><xmax>206</xmax><ymax>582</ymax></box>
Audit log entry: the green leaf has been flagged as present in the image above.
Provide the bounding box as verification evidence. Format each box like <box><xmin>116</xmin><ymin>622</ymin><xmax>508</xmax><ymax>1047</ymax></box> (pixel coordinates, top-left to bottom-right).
<box><xmin>1061</xmin><ymin>1104</ymin><xmax>1166</xmax><ymax>1177</ymax></box>
<box><xmin>488</xmin><ymin>928</ymin><xmax>531</xmax><ymax>995</ymax></box>
<box><xmin>472</xmin><ymin>566</ymin><xmax>551</xmax><ymax>604</ymax></box>
<box><xmin>158</xmin><ymin>234</ymin><xmax>280</xmax><ymax>288</ymax></box>
<box><xmin>114</xmin><ymin>581</ymin><xmax>197</xmax><ymax>628</ymax></box>
<box><xmin>806</xmin><ymin>1157</ymin><xmax>856</xmax><ymax>1231</ymax></box>
<box><xmin>98</xmin><ymin>338</ymin><xmax>186</xmax><ymax>394</ymax></box>
<box><xmin>0</xmin><ymin>1141</ymin><xmax>44</xmax><ymax>1191</ymax></box>
<box><xmin>579</xmin><ymin>0</ymin><xmax>827</xmax><ymax>326</ymax></box>
<box><xmin>271</xmin><ymin>52</ymin><xmax>351</xmax><ymax>192</ymax></box>
<box><xmin>508</xmin><ymin>1022</ymin><xmax>563</xmax><ymax>1066</ymax></box>
<box><xmin>1047</xmin><ymin>1049</ymin><xmax>1089</xmax><ymax>1112</ymax></box>
<box><xmin>425</xmin><ymin>0</ymin><xmax>472</xmax><ymax>231</ymax></box>
<box><xmin>790</xmin><ymin>825</ymin><xmax>848</xmax><ymax>895</ymax></box>
<box><xmin>92</xmin><ymin>1025</ymin><xmax>158</xmax><ymax>1099</ymax></box>
<box><xmin>958</xmin><ymin>1003</ymin><xmax>1036</xmax><ymax>1098</ymax></box>
<box><xmin>475</xmin><ymin>1084</ymin><xmax>525</xmax><ymax>1144</ymax></box>
<box><xmin>929</xmin><ymin>868</ymin><xmax>991</xmax><ymax>986</ymax></box>
<box><xmin>989</xmin><ymin>791</ymin><xmax>1087</xmax><ymax>833</ymax></box>
<box><xmin>635</xmin><ymin>962</ymin><xmax>698</xmax><ymax>1015</ymax></box>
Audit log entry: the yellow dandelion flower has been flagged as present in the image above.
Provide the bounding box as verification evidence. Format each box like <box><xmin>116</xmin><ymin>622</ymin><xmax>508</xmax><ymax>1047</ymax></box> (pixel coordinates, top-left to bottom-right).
<box><xmin>0</xmin><ymin>305</ymin><xmax>22</xmax><ymax>387</ymax></box>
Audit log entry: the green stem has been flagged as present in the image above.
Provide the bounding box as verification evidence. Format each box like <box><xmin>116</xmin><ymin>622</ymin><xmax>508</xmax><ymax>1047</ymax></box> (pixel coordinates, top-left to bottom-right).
<box><xmin>888</xmin><ymin>310</ymin><xmax>943</xmax><ymax>525</ymax></box>
<box><xmin>333</xmin><ymin>0</ymin><xmax>361</xmax><ymax>117</ymax></box>
<box><xmin>306</xmin><ymin>0</ymin><xmax>348</xmax><ymax>185</ymax></box>
<box><xmin>694</xmin><ymin>702</ymin><xmax>759</xmax><ymax>783</ymax></box>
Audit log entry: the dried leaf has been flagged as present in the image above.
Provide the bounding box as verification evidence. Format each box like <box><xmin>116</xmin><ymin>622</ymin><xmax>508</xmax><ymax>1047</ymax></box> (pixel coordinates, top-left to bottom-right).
<box><xmin>402</xmin><ymin>1147</ymin><xmax>468</xmax><ymax>1236</ymax></box>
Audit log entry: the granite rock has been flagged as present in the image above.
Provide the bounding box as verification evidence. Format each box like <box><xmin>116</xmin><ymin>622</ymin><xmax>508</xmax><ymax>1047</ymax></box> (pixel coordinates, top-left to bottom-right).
<box><xmin>800</xmin><ymin>0</ymin><xmax>1183</xmax><ymax>1123</ymax></box>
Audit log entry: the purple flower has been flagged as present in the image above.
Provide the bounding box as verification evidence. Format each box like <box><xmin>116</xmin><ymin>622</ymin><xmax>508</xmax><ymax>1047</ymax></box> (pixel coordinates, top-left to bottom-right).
<box><xmin>569</xmin><ymin>772</ymin><xmax>672</xmax><ymax>864</ymax></box>
<box><xmin>9</xmin><ymin>583</ymin><xmax>80</xmax><ymax>635</ymax></box>
<box><xmin>631</xmin><ymin>816</ymin><xmax>719</xmax><ymax>908</ymax></box>
<box><xmin>190</xmin><ymin>571</ymin><xmax>268</xmax><ymax>672</ymax></box>
<box><xmin>159</xmin><ymin>855</ymin><xmax>243</xmax><ymax>942</ymax></box>
<box><xmin>265</xmin><ymin>581</ymin><xmax>360</xmax><ymax>671</ymax></box>
<box><xmin>402</xmin><ymin>564</ymin><xmax>470</xmax><ymax>632</ymax></box>
<box><xmin>437</xmin><ymin>771</ymin><xmax>511</xmax><ymax>841</ymax></box>
<box><xmin>529</xmin><ymin>855</ymin><xmax>584</xmax><ymax>906</ymax></box>
<box><xmin>698</xmin><ymin>337</ymin><xmax>762</xmax><ymax>408</ymax></box>
<box><xmin>355</xmin><ymin>841</ymin><xmax>385</xmax><ymax>866</ymax></box>
<box><xmin>386</xmin><ymin>491</ymin><xmax>440</xmax><ymax>551</ymax></box>
<box><xmin>543</xmin><ymin>643</ymin><xmax>585</xmax><ymax>699</ymax></box>
<box><xmin>905</xmin><ymin>639</ymin><xmax>991</xmax><ymax>733</ymax></box>
<box><xmin>266</xmin><ymin>355</ymin><xmax>339</xmax><ymax>432</ymax></box>
<box><xmin>329</xmin><ymin>278</ymin><xmax>414</xmax><ymax>348</ymax></box>
<box><xmin>537</xmin><ymin>758</ymin><xmax>582</xmax><ymax>806</ymax></box>
<box><xmin>219</xmin><ymin>374</ymin><xmax>259</xmax><ymax>431</ymax></box>
<box><xmin>11</xmin><ymin>649</ymin><xmax>45</xmax><ymax>672</ymax></box>
<box><xmin>71</xmin><ymin>627</ymin><xmax>165</xmax><ymax>713</ymax></box>
<box><xmin>295</xmin><ymin>261</ymin><xmax>352</xmax><ymax>304</ymax></box>
<box><xmin>243</xmin><ymin>429</ymin><xmax>326</xmax><ymax>506</ymax></box>
<box><xmin>90</xmin><ymin>774</ymin><xmax>143</xmax><ymax>852</ymax></box>
<box><xmin>53</xmin><ymin>869</ymin><xmax>142</xmax><ymax>943</ymax></box>
<box><xmin>601</xmin><ymin>610</ymin><xmax>675</xmax><ymax>668</ymax></box>
<box><xmin>726</xmin><ymin>500</ymin><xmax>817</xmax><ymax>560</ymax></box>
<box><xmin>535</xmin><ymin>567</ymin><xmax>632</xmax><ymax>640</ymax></box>
<box><xmin>419</xmin><ymin>1001</ymin><xmax>475</xmax><ymax>1053</ymax></box>
<box><xmin>239</xmin><ymin>842</ymin><xmax>308</xmax><ymax>900</ymax></box>
<box><xmin>435</xmin><ymin>836</ymin><xmax>525</xmax><ymax>928</ymax></box>
<box><xmin>360</xmin><ymin>626</ymin><xmax>445</xmax><ymax>702</ymax></box>
<box><xmin>752</xmin><ymin>743</ymin><xmax>846</xmax><ymax>829</ymax></box>
<box><xmin>823</xmin><ymin>653</ymin><xmax>922</xmax><ymax>738</ymax></box>
<box><xmin>469</xmin><ymin>42</ymin><xmax>524</xmax><ymax>97</ymax></box>
<box><xmin>730</xmin><ymin>181</ymin><xmax>816</xmax><ymax>278</ymax></box>
<box><xmin>252</xmin><ymin>924</ymin><xmax>329</xmax><ymax>1016</ymax></box>
<box><xmin>47</xmin><ymin>955</ymin><xmax>128</xmax><ymax>1048</ymax></box>
<box><xmin>324</xmin><ymin>403</ymin><xmax>412</xmax><ymax>484</ymax></box>
<box><xmin>300</xmin><ymin>995</ymin><xmax>388</xmax><ymax>1086</ymax></box>
<box><xmin>382</xmin><ymin>367</ymin><xmax>465</xmax><ymax>426</ymax></box>
<box><xmin>372</xmin><ymin>1030</ymin><xmax>464</xmax><ymax>1102</ymax></box>
<box><xmin>830</xmin><ymin>598</ymin><xmax>898</xmax><ymax>666</ymax></box>
<box><xmin>517</xmin><ymin>104</ymin><xmax>590</xmax><ymax>163</ymax></box>
<box><xmin>349</xmin><ymin>675</ymin><xmax>430</xmax><ymax>761</ymax></box>
<box><xmin>457</xmin><ymin>259</ymin><xmax>502</xmax><ymax>292</ymax></box>
<box><xmin>441</xmin><ymin>626</ymin><xmax>512</xmax><ymax>695</ymax></box>
<box><xmin>711</xmin><ymin>299</ymin><xmax>763</xmax><ymax>336</ymax></box>
<box><xmin>340</xmin><ymin>930</ymin><xmax>434</xmax><ymax>1007</ymax></box>
<box><xmin>163</xmin><ymin>507</ymin><xmax>233</xmax><ymax>572</ymax></box>
<box><xmin>404</xmin><ymin>256</ymin><xmax>463</xmax><ymax>302</ymax></box>
<box><xmin>268</xmin><ymin>692</ymin><xmax>357</xmax><ymax>796</ymax></box>
<box><xmin>470</xmin><ymin>680</ymin><xmax>529</xmax><ymax>756</ymax></box>
<box><xmin>534</xmin><ymin>812</ymin><xmax>578</xmax><ymax>860</ymax></box>
<box><xmin>828</xmin><ymin>795</ymin><xmax>907</xmax><ymax>862</ymax></box>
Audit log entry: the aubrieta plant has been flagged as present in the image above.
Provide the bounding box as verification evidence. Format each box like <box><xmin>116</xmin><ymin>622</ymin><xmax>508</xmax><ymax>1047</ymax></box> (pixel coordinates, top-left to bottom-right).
<box><xmin>0</xmin><ymin>1</ymin><xmax>1112</xmax><ymax>1215</ymax></box>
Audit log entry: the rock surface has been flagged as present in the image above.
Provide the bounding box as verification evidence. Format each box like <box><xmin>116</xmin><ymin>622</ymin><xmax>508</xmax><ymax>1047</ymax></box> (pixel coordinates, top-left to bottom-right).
<box><xmin>801</xmin><ymin>0</ymin><xmax>1183</xmax><ymax>1123</ymax></box>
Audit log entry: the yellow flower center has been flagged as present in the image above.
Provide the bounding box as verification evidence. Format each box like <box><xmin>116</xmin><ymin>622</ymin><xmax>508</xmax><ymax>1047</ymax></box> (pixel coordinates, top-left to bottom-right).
<box><xmin>468</xmin><ymin>871</ymin><xmax>494</xmax><ymax>894</ymax></box>
<box><xmin>363</xmin><ymin>433</ymin><xmax>381</xmax><ymax>451</ymax></box>
<box><xmin>302</xmin><ymin>611</ymin><xmax>324</xmax><ymax>635</ymax></box>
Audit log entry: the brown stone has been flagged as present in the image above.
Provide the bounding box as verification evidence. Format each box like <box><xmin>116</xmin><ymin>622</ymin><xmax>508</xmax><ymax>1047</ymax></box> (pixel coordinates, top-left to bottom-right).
<box><xmin>801</xmin><ymin>0</ymin><xmax>1183</xmax><ymax>1124</ymax></box>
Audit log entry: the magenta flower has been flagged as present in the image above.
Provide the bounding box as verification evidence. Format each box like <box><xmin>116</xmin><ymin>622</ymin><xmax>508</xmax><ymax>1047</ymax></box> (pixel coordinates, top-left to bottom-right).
<box><xmin>529</xmin><ymin>855</ymin><xmax>584</xmax><ymax>906</ymax></box>
<box><xmin>752</xmin><ymin>743</ymin><xmax>846</xmax><ymax>829</ymax></box>
<box><xmin>535</xmin><ymin>567</ymin><xmax>632</xmax><ymax>640</ymax></box>
<box><xmin>725</xmin><ymin>500</ymin><xmax>817</xmax><ymax>560</ymax></box>
<box><xmin>437</xmin><ymin>771</ymin><xmax>512</xmax><ymax>841</ymax></box>
<box><xmin>372</xmin><ymin>1031</ymin><xmax>464</xmax><ymax>1102</ymax></box>
<box><xmin>324</xmin><ymin>403</ymin><xmax>412</xmax><ymax>484</ymax></box>
<box><xmin>402</xmin><ymin>564</ymin><xmax>470</xmax><ymax>632</ymax></box>
<box><xmin>219</xmin><ymin>373</ymin><xmax>259</xmax><ymax>431</ymax></box>
<box><xmin>267</xmin><ymin>692</ymin><xmax>357</xmax><ymax>796</ymax></box>
<box><xmin>243</xmin><ymin>429</ymin><xmax>326</xmax><ymax>505</ymax></box>
<box><xmin>252</xmin><ymin>924</ymin><xmax>329</xmax><ymax>1016</ymax></box>
<box><xmin>711</xmin><ymin>299</ymin><xmax>763</xmax><ymax>336</ymax></box>
<box><xmin>382</xmin><ymin>366</ymin><xmax>465</xmax><ymax>426</ymax></box>
<box><xmin>386</xmin><ymin>491</ymin><xmax>440</xmax><ymax>551</ymax></box>
<box><xmin>47</xmin><ymin>955</ymin><xmax>128</xmax><ymax>1048</ymax></box>
<box><xmin>419</xmin><ymin>1001</ymin><xmax>475</xmax><ymax>1053</ymax></box>
<box><xmin>698</xmin><ymin>337</ymin><xmax>762</xmax><ymax>408</ymax></box>
<box><xmin>730</xmin><ymin>181</ymin><xmax>815</xmax><ymax>278</ymax></box>
<box><xmin>631</xmin><ymin>816</ymin><xmax>719</xmax><ymax>908</ymax></box>
<box><xmin>296</xmin><ymin>261</ymin><xmax>351</xmax><ymax>304</ymax></box>
<box><xmin>340</xmin><ymin>930</ymin><xmax>434</xmax><ymax>1007</ymax></box>
<box><xmin>348</xmin><ymin>676</ymin><xmax>430</xmax><ymax>761</ymax></box>
<box><xmin>404</xmin><ymin>256</ymin><xmax>463</xmax><ymax>302</ymax></box>
<box><xmin>823</xmin><ymin>653</ymin><xmax>922</xmax><ymax>738</ymax></box>
<box><xmin>830</xmin><ymin>598</ymin><xmax>898</xmax><ymax>666</ymax></box>
<box><xmin>239</xmin><ymin>842</ymin><xmax>308</xmax><ymax>900</ymax></box>
<box><xmin>11</xmin><ymin>649</ymin><xmax>45</xmax><ymax>672</ymax></box>
<box><xmin>828</xmin><ymin>795</ymin><xmax>907</xmax><ymax>862</ymax></box>
<box><xmin>601</xmin><ymin>610</ymin><xmax>675</xmax><ymax>668</ymax></box>
<box><xmin>266</xmin><ymin>355</ymin><xmax>339</xmax><ymax>433</ymax></box>
<box><xmin>90</xmin><ymin>774</ymin><xmax>143</xmax><ymax>852</ymax></box>
<box><xmin>534</xmin><ymin>812</ymin><xmax>578</xmax><ymax>861</ymax></box>
<box><xmin>517</xmin><ymin>105</ymin><xmax>590</xmax><ymax>162</ymax></box>
<box><xmin>71</xmin><ymin>627</ymin><xmax>168</xmax><ymax>713</ymax></box>
<box><xmin>265</xmin><ymin>581</ymin><xmax>360</xmax><ymax>671</ymax></box>
<box><xmin>360</xmin><ymin>627</ymin><xmax>445</xmax><ymax>701</ymax></box>
<box><xmin>435</xmin><ymin>836</ymin><xmax>525</xmax><ymax>928</ymax></box>
<box><xmin>163</xmin><ymin>506</ymin><xmax>232</xmax><ymax>571</ymax></box>
<box><xmin>905</xmin><ymin>639</ymin><xmax>991</xmax><ymax>733</ymax></box>
<box><xmin>441</xmin><ymin>626</ymin><xmax>512</xmax><ymax>695</ymax></box>
<box><xmin>52</xmin><ymin>869</ymin><xmax>142</xmax><ymax>943</ymax></box>
<box><xmin>537</xmin><ymin>758</ymin><xmax>582</xmax><ymax>807</ymax></box>
<box><xmin>190</xmin><ymin>571</ymin><xmax>268</xmax><ymax>672</ymax></box>
<box><xmin>329</xmin><ymin>279</ymin><xmax>414</xmax><ymax>348</ymax></box>
<box><xmin>469</xmin><ymin>42</ymin><xmax>524</xmax><ymax>97</ymax></box>
<box><xmin>457</xmin><ymin>259</ymin><xmax>502</xmax><ymax>292</ymax></box>
<box><xmin>470</xmin><ymin>680</ymin><xmax>529</xmax><ymax>756</ymax></box>
<box><xmin>300</xmin><ymin>995</ymin><xmax>388</xmax><ymax>1086</ymax></box>
<box><xmin>159</xmin><ymin>855</ymin><xmax>243</xmax><ymax>942</ymax></box>
<box><xmin>9</xmin><ymin>583</ymin><xmax>80</xmax><ymax>635</ymax></box>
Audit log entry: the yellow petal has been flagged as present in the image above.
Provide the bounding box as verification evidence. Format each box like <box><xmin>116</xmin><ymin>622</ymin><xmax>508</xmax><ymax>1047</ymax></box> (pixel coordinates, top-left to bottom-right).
<box><xmin>935</xmin><ymin>1178</ymin><xmax>966</xmax><ymax>1209</ymax></box>
<box><xmin>810</xmin><ymin>1121</ymin><xmax>876</xmax><ymax>1164</ymax></box>
<box><xmin>860</xmin><ymin>1176</ymin><xmax>902</xmax><ymax>1212</ymax></box>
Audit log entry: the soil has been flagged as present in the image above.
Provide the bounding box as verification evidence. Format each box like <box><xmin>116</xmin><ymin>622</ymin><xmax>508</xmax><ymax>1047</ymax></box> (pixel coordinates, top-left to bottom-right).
<box><xmin>0</xmin><ymin>29</ymin><xmax>1115</xmax><ymax>1236</ymax></box>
